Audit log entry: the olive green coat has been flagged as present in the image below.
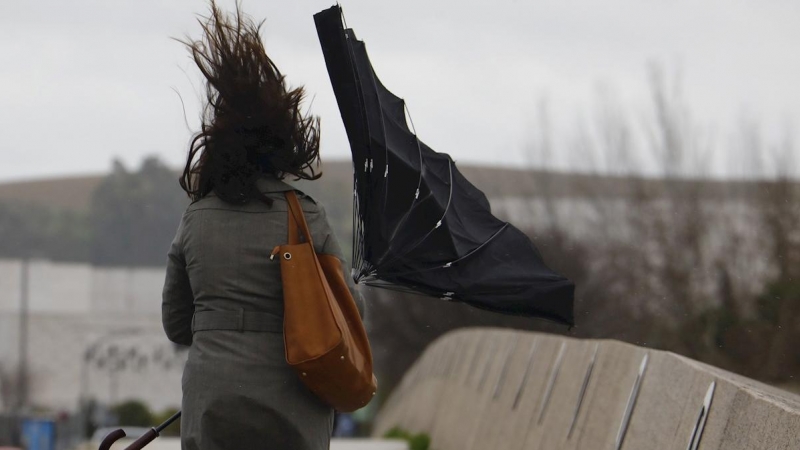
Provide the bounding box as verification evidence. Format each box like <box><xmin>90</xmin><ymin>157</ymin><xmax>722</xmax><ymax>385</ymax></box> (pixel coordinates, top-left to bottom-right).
<box><xmin>162</xmin><ymin>176</ymin><xmax>364</xmax><ymax>450</ymax></box>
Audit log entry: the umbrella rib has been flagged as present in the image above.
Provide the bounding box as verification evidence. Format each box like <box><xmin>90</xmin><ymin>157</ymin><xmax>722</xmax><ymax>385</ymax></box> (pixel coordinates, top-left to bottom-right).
<box><xmin>340</xmin><ymin>4</ymin><xmax>349</xmax><ymax>30</ymax></box>
<box><xmin>363</xmin><ymin>58</ymin><xmax>391</xmax><ymax>216</ymax></box>
<box><xmin>358</xmin><ymin>277</ymin><xmax>435</xmax><ymax>296</ymax></box>
<box><xmin>379</xmin><ymin>102</ymin><xmax>426</xmax><ymax>252</ymax></box>
<box><xmin>377</xmin><ymin>222</ymin><xmax>510</xmax><ymax>281</ymax></box>
<box><xmin>344</xmin><ymin>26</ymin><xmax>375</xmax><ymax>282</ymax></box>
<box><xmin>353</xmin><ymin>176</ymin><xmax>367</xmax><ymax>279</ymax></box>
<box><xmin>372</xmin><ymin>159</ymin><xmax>454</xmax><ymax>270</ymax></box>
<box><xmin>440</xmin><ymin>223</ymin><xmax>509</xmax><ymax>267</ymax></box>
<box><xmin>405</xmin><ymin>102</ymin><xmax>425</xmax><ymax>203</ymax></box>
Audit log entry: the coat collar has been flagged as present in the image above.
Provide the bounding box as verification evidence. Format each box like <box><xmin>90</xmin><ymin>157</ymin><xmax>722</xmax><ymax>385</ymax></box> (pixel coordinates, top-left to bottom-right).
<box><xmin>256</xmin><ymin>175</ymin><xmax>297</xmax><ymax>193</ymax></box>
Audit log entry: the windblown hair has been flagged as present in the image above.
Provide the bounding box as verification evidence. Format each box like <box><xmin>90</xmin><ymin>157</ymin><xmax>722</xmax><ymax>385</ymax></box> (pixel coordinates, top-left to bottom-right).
<box><xmin>178</xmin><ymin>1</ymin><xmax>321</xmax><ymax>204</ymax></box>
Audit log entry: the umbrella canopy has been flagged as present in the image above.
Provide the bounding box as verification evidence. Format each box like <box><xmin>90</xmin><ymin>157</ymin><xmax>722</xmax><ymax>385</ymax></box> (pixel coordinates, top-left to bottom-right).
<box><xmin>314</xmin><ymin>6</ymin><xmax>575</xmax><ymax>325</ymax></box>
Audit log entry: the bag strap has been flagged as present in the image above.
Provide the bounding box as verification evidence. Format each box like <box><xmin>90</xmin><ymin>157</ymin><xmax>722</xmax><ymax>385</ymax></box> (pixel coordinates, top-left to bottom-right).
<box><xmin>285</xmin><ymin>191</ymin><xmax>313</xmax><ymax>246</ymax></box>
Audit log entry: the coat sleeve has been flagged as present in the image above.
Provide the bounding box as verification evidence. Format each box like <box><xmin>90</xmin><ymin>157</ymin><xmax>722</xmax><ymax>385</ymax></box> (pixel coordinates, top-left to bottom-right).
<box><xmin>162</xmin><ymin>213</ymin><xmax>194</xmax><ymax>346</ymax></box>
<box><xmin>315</xmin><ymin>204</ymin><xmax>367</xmax><ymax>323</ymax></box>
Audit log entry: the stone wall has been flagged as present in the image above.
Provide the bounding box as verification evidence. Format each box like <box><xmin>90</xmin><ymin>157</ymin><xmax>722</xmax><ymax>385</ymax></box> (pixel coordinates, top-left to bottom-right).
<box><xmin>374</xmin><ymin>328</ymin><xmax>800</xmax><ymax>449</ymax></box>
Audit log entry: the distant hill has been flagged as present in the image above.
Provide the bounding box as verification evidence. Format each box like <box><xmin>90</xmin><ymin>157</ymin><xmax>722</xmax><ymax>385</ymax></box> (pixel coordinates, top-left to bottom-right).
<box><xmin>0</xmin><ymin>173</ymin><xmax>105</xmax><ymax>211</ymax></box>
<box><xmin>0</xmin><ymin>159</ymin><xmax>792</xmax><ymax>214</ymax></box>
<box><xmin>0</xmin><ymin>160</ymin><xmax>559</xmax><ymax>212</ymax></box>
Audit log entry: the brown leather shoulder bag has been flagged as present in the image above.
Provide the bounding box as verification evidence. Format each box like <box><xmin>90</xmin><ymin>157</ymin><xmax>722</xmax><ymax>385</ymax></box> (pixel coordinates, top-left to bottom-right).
<box><xmin>270</xmin><ymin>191</ymin><xmax>377</xmax><ymax>412</ymax></box>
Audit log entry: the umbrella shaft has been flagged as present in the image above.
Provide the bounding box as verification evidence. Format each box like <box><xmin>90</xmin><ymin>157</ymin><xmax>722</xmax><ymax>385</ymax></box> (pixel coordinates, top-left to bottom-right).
<box><xmin>156</xmin><ymin>411</ymin><xmax>182</xmax><ymax>433</ymax></box>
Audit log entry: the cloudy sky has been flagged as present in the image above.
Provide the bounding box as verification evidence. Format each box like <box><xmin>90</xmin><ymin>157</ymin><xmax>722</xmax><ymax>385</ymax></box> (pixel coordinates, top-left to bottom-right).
<box><xmin>1</xmin><ymin>0</ymin><xmax>798</xmax><ymax>182</ymax></box>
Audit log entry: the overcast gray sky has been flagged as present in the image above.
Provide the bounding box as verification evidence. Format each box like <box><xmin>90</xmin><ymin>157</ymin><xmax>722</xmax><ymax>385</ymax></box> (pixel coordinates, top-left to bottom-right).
<box><xmin>1</xmin><ymin>0</ymin><xmax>798</xmax><ymax>182</ymax></box>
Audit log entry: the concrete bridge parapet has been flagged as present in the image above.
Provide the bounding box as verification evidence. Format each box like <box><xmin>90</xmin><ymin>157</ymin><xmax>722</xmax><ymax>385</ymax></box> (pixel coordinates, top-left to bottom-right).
<box><xmin>373</xmin><ymin>328</ymin><xmax>800</xmax><ymax>449</ymax></box>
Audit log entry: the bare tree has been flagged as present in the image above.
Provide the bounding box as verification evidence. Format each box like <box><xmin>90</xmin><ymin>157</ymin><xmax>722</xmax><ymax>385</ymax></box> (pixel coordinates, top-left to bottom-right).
<box><xmin>514</xmin><ymin>63</ymin><xmax>799</xmax><ymax>382</ymax></box>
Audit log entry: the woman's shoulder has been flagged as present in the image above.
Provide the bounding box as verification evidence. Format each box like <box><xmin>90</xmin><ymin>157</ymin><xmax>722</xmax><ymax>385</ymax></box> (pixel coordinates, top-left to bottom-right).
<box><xmin>182</xmin><ymin>181</ymin><xmax>323</xmax><ymax>215</ymax></box>
<box><xmin>256</xmin><ymin>176</ymin><xmax>325</xmax><ymax>214</ymax></box>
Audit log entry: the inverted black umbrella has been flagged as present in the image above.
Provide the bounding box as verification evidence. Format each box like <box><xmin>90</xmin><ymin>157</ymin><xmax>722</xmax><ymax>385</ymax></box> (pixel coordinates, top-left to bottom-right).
<box><xmin>314</xmin><ymin>6</ymin><xmax>575</xmax><ymax>325</ymax></box>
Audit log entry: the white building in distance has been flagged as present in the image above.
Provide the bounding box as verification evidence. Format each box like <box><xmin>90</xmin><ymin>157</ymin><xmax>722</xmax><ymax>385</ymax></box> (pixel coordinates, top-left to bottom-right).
<box><xmin>0</xmin><ymin>258</ymin><xmax>184</xmax><ymax>413</ymax></box>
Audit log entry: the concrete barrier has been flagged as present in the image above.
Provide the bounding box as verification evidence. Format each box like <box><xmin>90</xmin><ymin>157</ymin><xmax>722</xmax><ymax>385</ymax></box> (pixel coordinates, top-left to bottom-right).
<box><xmin>373</xmin><ymin>328</ymin><xmax>800</xmax><ymax>450</ymax></box>
<box><xmin>77</xmin><ymin>438</ymin><xmax>408</xmax><ymax>450</ymax></box>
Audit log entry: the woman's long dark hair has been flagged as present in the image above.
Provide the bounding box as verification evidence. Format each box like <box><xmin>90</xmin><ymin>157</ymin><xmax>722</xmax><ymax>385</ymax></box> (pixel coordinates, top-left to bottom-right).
<box><xmin>178</xmin><ymin>1</ymin><xmax>321</xmax><ymax>204</ymax></box>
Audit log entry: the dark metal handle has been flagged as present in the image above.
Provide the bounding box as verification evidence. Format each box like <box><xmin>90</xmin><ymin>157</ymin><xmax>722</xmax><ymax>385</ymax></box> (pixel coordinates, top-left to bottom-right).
<box><xmin>98</xmin><ymin>411</ymin><xmax>181</xmax><ymax>450</ymax></box>
<box><xmin>123</xmin><ymin>428</ymin><xmax>159</xmax><ymax>450</ymax></box>
<box><xmin>98</xmin><ymin>429</ymin><xmax>126</xmax><ymax>450</ymax></box>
